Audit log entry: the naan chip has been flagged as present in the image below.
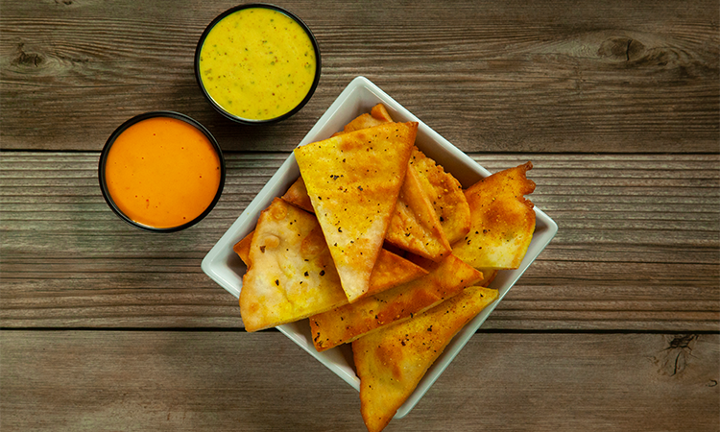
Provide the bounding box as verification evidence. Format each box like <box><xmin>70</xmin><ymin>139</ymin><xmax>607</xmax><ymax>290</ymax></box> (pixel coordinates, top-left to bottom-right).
<box><xmin>309</xmin><ymin>254</ymin><xmax>483</xmax><ymax>351</ymax></box>
<box><xmin>385</xmin><ymin>163</ymin><xmax>452</xmax><ymax>261</ymax></box>
<box><xmin>293</xmin><ymin>106</ymin><xmax>452</xmax><ymax>261</ymax></box>
<box><xmin>332</xmin><ymin>103</ymin><xmax>394</xmax><ymax>137</ymax></box>
<box><xmin>365</xmin><ymin>249</ymin><xmax>428</xmax><ymax>297</ymax></box>
<box><xmin>240</xmin><ymin>199</ymin><xmax>428</xmax><ymax>332</ymax></box>
<box><xmin>233</xmin><ymin>230</ymin><xmax>254</xmax><ymax>265</ymax></box>
<box><xmin>452</xmin><ymin>162</ymin><xmax>536</xmax><ymax>270</ymax></box>
<box><xmin>281</xmin><ymin>177</ymin><xmax>314</xmax><ymax>213</ymax></box>
<box><xmin>370</xmin><ymin>103</ymin><xmax>394</xmax><ymax>122</ymax></box>
<box><xmin>295</xmin><ymin>122</ymin><xmax>417</xmax><ymax>303</ymax></box>
<box><xmin>353</xmin><ymin>286</ymin><xmax>498</xmax><ymax>432</ymax></box>
<box><xmin>410</xmin><ymin>147</ymin><xmax>471</xmax><ymax>244</ymax></box>
<box><xmin>240</xmin><ymin>198</ymin><xmax>346</xmax><ymax>332</ymax></box>
<box><xmin>478</xmin><ymin>268</ymin><xmax>498</xmax><ymax>287</ymax></box>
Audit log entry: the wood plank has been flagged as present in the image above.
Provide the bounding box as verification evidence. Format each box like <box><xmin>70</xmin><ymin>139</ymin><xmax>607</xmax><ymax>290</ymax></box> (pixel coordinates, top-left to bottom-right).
<box><xmin>1</xmin><ymin>0</ymin><xmax>718</xmax><ymax>153</ymax></box>
<box><xmin>1</xmin><ymin>331</ymin><xmax>718</xmax><ymax>431</ymax></box>
<box><xmin>2</xmin><ymin>153</ymin><xmax>718</xmax><ymax>330</ymax></box>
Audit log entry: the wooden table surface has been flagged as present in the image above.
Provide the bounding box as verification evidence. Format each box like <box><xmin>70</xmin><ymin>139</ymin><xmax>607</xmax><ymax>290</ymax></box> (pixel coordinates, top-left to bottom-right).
<box><xmin>2</xmin><ymin>1</ymin><xmax>719</xmax><ymax>431</ymax></box>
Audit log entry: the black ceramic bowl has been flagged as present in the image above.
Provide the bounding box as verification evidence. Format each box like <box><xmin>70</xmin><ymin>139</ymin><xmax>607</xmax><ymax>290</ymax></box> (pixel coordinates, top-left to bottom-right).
<box><xmin>98</xmin><ymin>111</ymin><xmax>226</xmax><ymax>233</ymax></box>
<box><xmin>194</xmin><ymin>3</ymin><xmax>321</xmax><ymax>125</ymax></box>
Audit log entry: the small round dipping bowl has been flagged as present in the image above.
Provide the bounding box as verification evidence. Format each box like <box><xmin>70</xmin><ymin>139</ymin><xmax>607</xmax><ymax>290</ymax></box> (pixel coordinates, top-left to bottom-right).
<box><xmin>194</xmin><ymin>3</ymin><xmax>321</xmax><ymax>125</ymax></box>
<box><xmin>99</xmin><ymin>111</ymin><xmax>225</xmax><ymax>232</ymax></box>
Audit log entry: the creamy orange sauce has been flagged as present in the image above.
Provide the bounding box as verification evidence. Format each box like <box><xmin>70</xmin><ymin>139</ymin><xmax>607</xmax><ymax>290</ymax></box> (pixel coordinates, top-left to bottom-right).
<box><xmin>198</xmin><ymin>7</ymin><xmax>317</xmax><ymax>120</ymax></box>
<box><xmin>104</xmin><ymin>117</ymin><xmax>221</xmax><ymax>229</ymax></box>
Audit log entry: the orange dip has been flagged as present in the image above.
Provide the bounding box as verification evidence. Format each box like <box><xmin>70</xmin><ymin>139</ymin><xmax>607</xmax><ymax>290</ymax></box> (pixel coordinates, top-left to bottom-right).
<box><xmin>104</xmin><ymin>117</ymin><xmax>222</xmax><ymax>229</ymax></box>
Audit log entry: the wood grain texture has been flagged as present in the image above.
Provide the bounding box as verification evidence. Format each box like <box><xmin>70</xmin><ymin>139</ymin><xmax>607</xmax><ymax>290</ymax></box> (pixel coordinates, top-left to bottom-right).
<box><xmin>2</xmin><ymin>153</ymin><xmax>718</xmax><ymax>330</ymax></box>
<box><xmin>1</xmin><ymin>331</ymin><xmax>718</xmax><ymax>432</ymax></box>
<box><xmin>1</xmin><ymin>0</ymin><xmax>718</xmax><ymax>153</ymax></box>
<box><xmin>2</xmin><ymin>1</ymin><xmax>719</xmax><ymax>429</ymax></box>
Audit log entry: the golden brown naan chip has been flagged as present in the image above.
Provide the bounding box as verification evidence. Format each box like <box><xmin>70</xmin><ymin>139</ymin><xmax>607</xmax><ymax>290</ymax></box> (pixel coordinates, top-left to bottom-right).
<box><xmin>309</xmin><ymin>254</ymin><xmax>483</xmax><ymax>351</ymax></box>
<box><xmin>281</xmin><ymin>177</ymin><xmax>314</xmax><ymax>213</ymax></box>
<box><xmin>385</xmin><ymin>165</ymin><xmax>451</xmax><ymax>261</ymax></box>
<box><xmin>295</xmin><ymin>122</ymin><xmax>417</xmax><ymax>303</ymax></box>
<box><xmin>452</xmin><ymin>162</ymin><xmax>536</xmax><ymax>270</ymax></box>
<box><xmin>353</xmin><ymin>286</ymin><xmax>498</xmax><ymax>432</ymax></box>
<box><xmin>233</xmin><ymin>230</ymin><xmax>254</xmax><ymax>265</ymax></box>
<box><xmin>296</xmin><ymin>106</ymin><xmax>452</xmax><ymax>261</ymax></box>
<box><xmin>240</xmin><ymin>198</ymin><xmax>346</xmax><ymax>332</ymax></box>
<box><xmin>332</xmin><ymin>103</ymin><xmax>394</xmax><ymax>137</ymax></box>
<box><xmin>365</xmin><ymin>249</ymin><xmax>428</xmax><ymax>297</ymax></box>
<box><xmin>370</xmin><ymin>103</ymin><xmax>394</xmax><ymax>122</ymax></box>
<box><xmin>478</xmin><ymin>268</ymin><xmax>498</xmax><ymax>287</ymax></box>
<box><xmin>409</xmin><ymin>147</ymin><xmax>471</xmax><ymax>244</ymax></box>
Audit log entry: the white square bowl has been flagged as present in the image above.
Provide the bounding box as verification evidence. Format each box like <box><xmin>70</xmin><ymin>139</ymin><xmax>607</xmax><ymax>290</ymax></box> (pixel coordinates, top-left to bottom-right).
<box><xmin>202</xmin><ymin>76</ymin><xmax>558</xmax><ymax>418</ymax></box>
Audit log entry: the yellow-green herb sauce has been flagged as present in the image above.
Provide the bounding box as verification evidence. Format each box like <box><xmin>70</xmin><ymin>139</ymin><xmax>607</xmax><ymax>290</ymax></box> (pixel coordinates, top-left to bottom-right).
<box><xmin>199</xmin><ymin>7</ymin><xmax>317</xmax><ymax>120</ymax></box>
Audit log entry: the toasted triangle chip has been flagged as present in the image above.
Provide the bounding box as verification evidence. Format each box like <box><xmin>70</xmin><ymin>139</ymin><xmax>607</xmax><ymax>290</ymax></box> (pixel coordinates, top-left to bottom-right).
<box><xmin>240</xmin><ymin>198</ymin><xmax>345</xmax><ymax>332</ymax></box>
<box><xmin>233</xmin><ymin>230</ymin><xmax>254</xmax><ymax>265</ymax></box>
<box><xmin>478</xmin><ymin>268</ymin><xmax>498</xmax><ymax>287</ymax></box>
<box><xmin>381</xmin><ymin>241</ymin><xmax>410</xmax><ymax>259</ymax></box>
<box><xmin>309</xmin><ymin>254</ymin><xmax>483</xmax><ymax>351</ymax></box>
<box><xmin>332</xmin><ymin>103</ymin><xmax>395</xmax><ymax>137</ymax></box>
<box><xmin>385</xmin><ymin>164</ymin><xmax>451</xmax><ymax>261</ymax></box>
<box><xmin>353</xmin><ymin>286</ymin><xmax>498</xmax><ymax>432</ymax></box>
<box><xmin>292</xmin><ymin>105</ymin><xmax>453</xmax><ymax>262</ymax></box>
<box><xmin>452</xmin><ymin>162</ymin><xmax>536</xmax><ymax>270</ymax></box>
<box><xmin>295</xmin><ymin>122</ymin><xmax>417</xmax><ymax>303</ymax></box>
<box><xmin>365</xmin><ymin>249</ymin><xmax>428</xmax><ymax>297</ymax></box>
<box><xmin>409</xmin><ymin>147</ymin><xmax>471</xmax><ymax>244</ymax></box>
<box><xmin>240</xmin><ymin>199</ymin><xmax>428</xmax><ymax>332</ymax></box>
<box><xmin>370</xmin><ymin>103</ymin><xmax>394</xmax><ymax>122</ymax></box>
<box><xmin>281</xmin><ymin>177</ymin><xmax>314</xmax><ymax>213</ymax></box>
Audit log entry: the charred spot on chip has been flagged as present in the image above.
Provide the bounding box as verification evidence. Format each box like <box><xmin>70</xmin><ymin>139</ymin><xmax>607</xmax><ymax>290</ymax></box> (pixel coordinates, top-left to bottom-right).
<box><xmin>320</xmin><ymin>270</ymin><xmax>325</xmax><ymax>276</ymax></box>
<box><xmin>259</xmin><ymin>246</ymin><xmax>266</xmax><ymax>253</ymax></box>
<box><xmin>274</xmin><ymin>279</ymin><xmax>279</xmax><ymax>286</ymax></box>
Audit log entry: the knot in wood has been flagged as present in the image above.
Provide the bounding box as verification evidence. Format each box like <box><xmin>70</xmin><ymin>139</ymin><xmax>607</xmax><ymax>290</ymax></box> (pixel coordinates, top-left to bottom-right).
<box><xmin>13</xmin><ymin>43</ymin><xmax>44</xmax><ymax>68</ymax></box>
<box><xmin>653</xmin><ymin>334</ymin><xmax>698</xmax><ymax>377</ymax></box>
<box><xmin>598</xmin><ymin>37</ymin><xmax>645</xmax><ymax>62</ymax></box>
